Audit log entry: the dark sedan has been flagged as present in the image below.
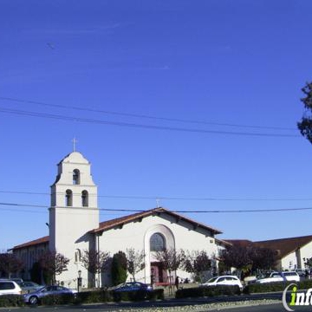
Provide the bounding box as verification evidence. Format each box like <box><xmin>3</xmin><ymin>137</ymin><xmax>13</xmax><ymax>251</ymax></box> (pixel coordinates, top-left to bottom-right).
<box><xmin>23</xmin><ymin>285</ymin><xmax>77</xmax><ymax>305</ymax></box>
<box><xmin>114</xmin><ymin>282</ymin><xmax>153</xmax><ymax>293</ymax></box>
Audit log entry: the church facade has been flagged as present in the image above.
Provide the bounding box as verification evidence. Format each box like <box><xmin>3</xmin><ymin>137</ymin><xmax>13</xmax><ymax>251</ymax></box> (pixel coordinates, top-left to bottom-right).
<box><xmin>12</xmin><ymin>151</ymin><xmax>226</xmax><ymax>288</ymax></box>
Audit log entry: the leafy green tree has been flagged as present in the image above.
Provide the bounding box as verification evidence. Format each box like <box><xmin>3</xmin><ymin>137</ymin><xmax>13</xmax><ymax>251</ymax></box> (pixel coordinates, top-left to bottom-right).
<box><xmin>298</xmin><ymin>82</ymin><xmax>312</xmax><ymax>144</ymax></box>
<box><xmin>111</xmin><ymin>251</ymin><xmax>127</xmax><ymax>286</ymax></box>
<box><xmin>125</xmin><ymin>248</ymin><xmax>145</xmax><ymax>281</ymax></box>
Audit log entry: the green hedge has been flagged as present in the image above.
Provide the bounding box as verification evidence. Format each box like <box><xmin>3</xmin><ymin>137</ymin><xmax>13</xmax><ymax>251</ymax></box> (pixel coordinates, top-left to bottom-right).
<box><xmin>76</xmin><ymin>290</ymin><xmax>112</xmax><ymax>304</ymax></box>
<box><xmin>244</xmin><ymin>279</ymin><xmax>312</xmax><ymax>294</ymax></box>
<box><xmin>28</xmin><ymin>289</ymin><xmax>164</xmax><ymax>306</ymax></box>
<box><xmin>176</xmin><ymin>285</ymin><xmax>241</xmax><ymax>299</ymax></box>
<box><xmin>0</xmin><ymin>295</ymin><xmax>25</xmax><ymax>307</ymax></box>
<box><xmin>112</xmin><ymin>289</ymin><xmax>164</xmax><ymax>302</ymax></box>
<box><xmin>39</xmin><ymin>293</ymin><xmax>76</xmax><ymax>305</ymax></box>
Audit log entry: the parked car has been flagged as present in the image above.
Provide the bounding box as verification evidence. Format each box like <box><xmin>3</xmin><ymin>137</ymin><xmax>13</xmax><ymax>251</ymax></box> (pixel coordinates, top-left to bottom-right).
<box><xmin>295</xmin><ymin>269</ymin><xmax>307</xmax><ymax>278</ymax></box>
<box><xmin>113</xmin><ymin>282</ymin><xmax>153</xmax><ymax>293</ymax></box>
<box><xmin>256</xmin><ymin>271</ymin><xmax>300</xmax><ymax>284</ymax></box>
<box><xmin>201</xmin><ymin>275</ymin><xmax>243</xmax><ymax>290</ymax></box>
<box><xmin>112</xmin><ymin>282</ymin><xmax>153</xmax><ymax>301</ymax></box>
<box><xmin>23</xmin><ymin>285</ymin><xmax>77</xmax><ymax>305</ymax></box>
<box><xmin>20</xmin><ymin>281</ymin><xmax>43</xmax><ymax>293</ymax></box>
<box><xmin>0</xmin><ymin>280</ymin><xmax>22</xmax><ymax>295</ymax></box>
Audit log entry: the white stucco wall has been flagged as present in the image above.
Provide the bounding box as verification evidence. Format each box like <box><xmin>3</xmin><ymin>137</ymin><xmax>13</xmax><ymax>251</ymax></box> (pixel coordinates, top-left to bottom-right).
<box><xmin>49</xmin><ymin>151</ymin><xmax>99</xmax><ymax>287</ymax></box>
<box><xmin>281</xmin><ymin>241</ymin><xmax>312</xmax><ymax>271</ymax></box>
<box><xmin>97</xmin><ymin>213</ymin><xmax>218</xmax><ymax>286</ymax></box>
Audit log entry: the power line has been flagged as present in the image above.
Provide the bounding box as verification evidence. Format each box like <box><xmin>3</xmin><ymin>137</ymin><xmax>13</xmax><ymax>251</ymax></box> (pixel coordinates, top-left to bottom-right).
<box><xmin>1</xmin><ymin>190</ymin><xmax>312</xmax><ymax>201</ymax></box>
<box><xmin>1</xmin><ymin>201</ymin><xmax>312</xmax><ymax>214</ymax></box>
<box><xmin>0</xmin><ymin>96</ymin><xmax>296</xmax><ymax>131</ymax></box>
<box><xmin>0</xmin><ymin>107</ymin><xmax>300</xmax><ymax>138</ymax></box>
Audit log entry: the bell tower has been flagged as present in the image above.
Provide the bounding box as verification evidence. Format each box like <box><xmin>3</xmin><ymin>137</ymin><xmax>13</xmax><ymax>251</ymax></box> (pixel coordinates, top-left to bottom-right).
<box><xmin>49</xmin><ymin>151</ymin><xmax>99</xmax><ymax>283</ymax></box>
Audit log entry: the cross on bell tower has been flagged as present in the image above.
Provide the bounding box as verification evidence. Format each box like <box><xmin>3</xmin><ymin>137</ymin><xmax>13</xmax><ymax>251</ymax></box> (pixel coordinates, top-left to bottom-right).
<box><xmin>72</xmin><ymin>138</ymin><xmax>78</xmax><ymax>152</ymax></box>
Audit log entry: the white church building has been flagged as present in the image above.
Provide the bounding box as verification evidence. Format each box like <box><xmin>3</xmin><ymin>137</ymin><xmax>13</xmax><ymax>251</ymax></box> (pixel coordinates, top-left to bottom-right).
<box><xmin>12</xmin><ymin>150</ymin><xmax>227</xmax><ymax>288</ymax></box>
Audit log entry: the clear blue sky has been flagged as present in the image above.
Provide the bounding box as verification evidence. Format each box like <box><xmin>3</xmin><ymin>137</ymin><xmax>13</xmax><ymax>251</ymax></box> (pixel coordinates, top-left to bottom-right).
<box><xmin>1</xmin><ymin>0</ymin><xmax>312</xmax><ymax>251</ymax></box>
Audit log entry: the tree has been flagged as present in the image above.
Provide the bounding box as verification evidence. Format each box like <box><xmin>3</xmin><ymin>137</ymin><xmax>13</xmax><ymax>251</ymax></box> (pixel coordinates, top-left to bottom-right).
<box><xmin>304</xmin><ymin>257</ymin><xmax>312</xmax><ymax>269</ymax></box>
<box><xmin>249</xmin><ymin>246</ymin><xmax>277</xmax><ymax>272</ymax></box>
<box><xmin>183</xmin><ymin>250</ymin><xmax>211</xmax><ymax>282</ymax></box>
<box><xmin>0</xmin><ymin>253</ymin><xmax>24</xmax><ymax>278</ymax></box>
<box><xmin>81</xmin><ymin>249</ymin><xmax>110</xmax><ymax>287</ymax></box>
<box><xmin>221</xmin><ymin>244</ymin><xmax>277</xmax><ymax>276</ymax></box>
<box><xmin>111</xmin><ymin>251</ymin><xmax>127</xmax><ymax>286</ymax></box>
<box><xmin>125</xmin><ymin>248</ymin><xmax>145</xmax><ymax>282</ymax></box>
<box><xmin>221</xmin><ymin>245</ymin><xmax>252</xmax><ymax>273</ymax></box>
<box><xmin>38</xmin><ymin>251</ymin><xmax>69</xmax><ymax>284</ymax></box>
<box><xmin>154</xmin><ymin>248</ymin><xmax>185</xmax><ymax>285</ymax></box>
<box><xmin>298</xmin><ymin>82</ymin><xmax>312</xmax><ymax>144</ymax></box>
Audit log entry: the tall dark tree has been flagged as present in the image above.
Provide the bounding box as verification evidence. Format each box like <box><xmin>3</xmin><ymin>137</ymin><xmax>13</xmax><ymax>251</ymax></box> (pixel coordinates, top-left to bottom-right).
<box><xmin>183</xmin><ymin>250</ymin><xmax>211</xmax><ymax>282</ymax></box>
<box><xmin>111</xmin><ymin>251</ymin><xmax>127</xmax><ymax>286</ymax></box>
<box><xmin>221</xmin><ymin>245</ymin><xmax>252</xmax><ymax>273</ymax></box>
<box><xmin>0</xmin><ymin>253</ymin><xmax>24</xmax><ymax>278</ymax></box>
<box><xmin>38</xmin><ymin>251</ymin><xmax>69</xmax><ymax>284</ymax></box>
<box><xmin>81</xmin><ymin>249</ymin><xmax>110</xmax><ymax>288</ymax></box>
<box><xmin>221</xmin><ymin>244</ymin><xmax>277</xmax><ymax>275</ymax></box>
<box><xmin>249</xmin><ymin>246</ymin><xmax>277</xmax><ymax>271</ymax></box>
<box><xmin>298</xmin><ymin>82</ymin><xmax>312</xmax><ymax>144</ymax></box>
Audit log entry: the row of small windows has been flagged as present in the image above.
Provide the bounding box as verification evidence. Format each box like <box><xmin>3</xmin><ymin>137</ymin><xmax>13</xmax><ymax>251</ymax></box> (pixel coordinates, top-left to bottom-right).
<box><xmin>66</xmin><ymin>190</ymin><xmax>89</xmax><ymax>207</ymax></box>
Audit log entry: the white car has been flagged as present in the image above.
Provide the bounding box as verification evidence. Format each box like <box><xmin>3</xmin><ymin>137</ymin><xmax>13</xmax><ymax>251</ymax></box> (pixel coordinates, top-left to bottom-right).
<box><xmin>202</xmin><ymin>275</ymin><xmax>243</xmax><ymax>290</ymax></box>
<box><xmin>0</xmin><ymin>280</ymin><xmax>22</xmax><ymax>295</ymax></box>
<box><xmin>256</xmin><ymin>271</ymin><xmax>300</xmax><ymax>284</ymax></box>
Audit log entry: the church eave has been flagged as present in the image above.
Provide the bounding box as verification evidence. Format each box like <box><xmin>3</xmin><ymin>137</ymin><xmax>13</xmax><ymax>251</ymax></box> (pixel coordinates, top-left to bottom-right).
<box><xmin>90</xmin><ymin>207</ymin><xmax>222</xmax><ymax>236</ymax></box>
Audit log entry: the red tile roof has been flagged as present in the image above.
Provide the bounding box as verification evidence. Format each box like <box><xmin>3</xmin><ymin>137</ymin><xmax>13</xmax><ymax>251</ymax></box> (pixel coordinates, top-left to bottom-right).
<box><xmin>225</xmin><ymin>235</ymin><xmax>312</xmax><ymax>259</ymax></box>
<box><xmin>91</xmin><ymin>207</ymin><xmax>222</xmax><ymax>235</ymax></box>
<box><xmin>255</xmin><ymin>235</ymin><xmax>312</xmax><ymax>259</ymax></box>
<box><xmin>12</xmin><ymin>236</ymin><xmax>49</xmax><ymax>250</ymax></box>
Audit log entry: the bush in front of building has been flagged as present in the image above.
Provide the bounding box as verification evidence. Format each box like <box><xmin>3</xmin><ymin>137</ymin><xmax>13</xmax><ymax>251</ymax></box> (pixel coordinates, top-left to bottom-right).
<box><xmin>39</xmin><ymin>293</ymin><xmax>76</xmax><ymax>305</ymax></box>
<box><xmin>175</xmin><ymin>285</ymin><xmax>241</xmax><ymax>299</ymax></box>
<box><xmin>112</xmin><ymin>288</ymin><xmax>164</xmax><ymax>302</ymax></box>
<box><xmin>244</xmin><ymin>279</ymin><xmax>312</xmax><ymax>294</ymax></box>
<box><xmin>0</xmin><ymin>295</ymin><xmax>25</xmax><ymax>307</ymax></box>
<box><xmin>111</xmin><ymin>251</ymin><xmax>128</xmax><ymax>286</ymax></box>
<box><xmin>76</xmin><ymin>290</ymin><xmax>112</xmax><ymax>304</ymax></box>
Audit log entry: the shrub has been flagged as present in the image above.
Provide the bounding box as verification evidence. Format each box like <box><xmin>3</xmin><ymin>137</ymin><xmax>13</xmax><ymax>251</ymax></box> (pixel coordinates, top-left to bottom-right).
<box><xmin>0</xmin><ymin>295</ymin><xmax>25</xmax><ymax>307</ymax></box>
<box><xmin>112</xmin><ymin>289</ymin><xmax>164</xmax><ymax>302</ymax></box>
<box><xmin>244</xmin><ymin>279</ymin><xmax>312</xmax><ymax>294</ymax></box>
<box><xmin>39</xmin><ymin>293</ymin><xmax>76</xmax><ymax>305</ymax></box>
<box><xmin>176</xmin><ymin>285</ymin><xmax>241</xmax><ymax>299</ymax></box>
<box><xmin>111</xmin><ymin>252</ymin><xmax>127</xmax><ymax>286</ymax></box>
<box><xmin>76</xmin><ymin>290</ymin><xmax>112</xmax><ymax>303</ymax></box>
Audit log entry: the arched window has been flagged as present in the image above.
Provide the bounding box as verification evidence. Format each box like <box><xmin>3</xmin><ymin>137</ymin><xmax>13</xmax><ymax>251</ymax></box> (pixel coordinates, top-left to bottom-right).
<box><xmin>65</xmin><ymin>189</ymin><xmax>73</xmax><ymax>206</ymax></box>
<box><xmin>73</xmin><ymin>169</ymin><xmax>80</xmax><ymax>185</ymax></box>
<box><xmin>82</xmin><ymin>190</ymin><xmax>89</xmax><ymax>207</ymax></box>
<box><xmin>150</xmin><ymin>233</ymin><xmax>166</xmax><ymax>252</ymax></box>
<box><xmin>75</xmin><ymin>249</ymin><xmax>81</xmax><ymax>263</ymax></box>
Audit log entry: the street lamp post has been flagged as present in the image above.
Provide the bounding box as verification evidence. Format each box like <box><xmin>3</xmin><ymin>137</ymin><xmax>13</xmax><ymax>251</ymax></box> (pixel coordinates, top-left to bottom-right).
<box><xmin>77</xmin><ymin>270</ymin><xmax>82</xmax><ymax>293</ymax></box>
